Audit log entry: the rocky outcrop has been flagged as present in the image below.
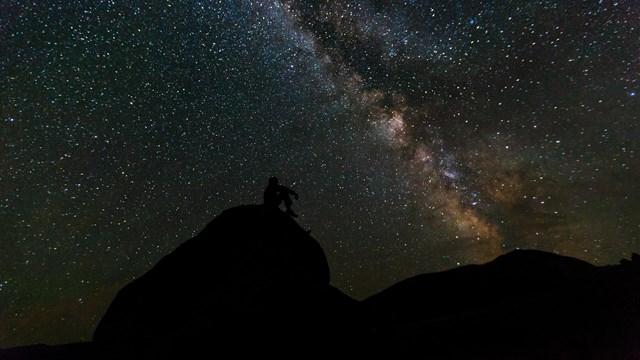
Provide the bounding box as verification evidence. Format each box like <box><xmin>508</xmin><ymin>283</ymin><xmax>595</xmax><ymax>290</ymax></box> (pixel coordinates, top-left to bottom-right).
<box><xmin>93</xmin><ymin>204</ymin><xmax>368</xmax><ymax>358</ymax></box>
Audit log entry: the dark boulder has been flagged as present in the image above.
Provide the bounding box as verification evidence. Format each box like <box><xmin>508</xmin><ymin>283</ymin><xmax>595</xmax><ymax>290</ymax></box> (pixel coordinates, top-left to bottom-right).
<box><xmin>93</xmin><ymin>205</ymin><xmax>369</xmax><ymax>358</ymax></box>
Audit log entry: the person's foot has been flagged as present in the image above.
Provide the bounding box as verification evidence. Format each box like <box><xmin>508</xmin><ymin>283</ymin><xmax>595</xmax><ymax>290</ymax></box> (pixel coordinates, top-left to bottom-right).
<box><xmin>286</xmin><ymin>209</ymin><xmax>298</xmax><ymax>218</ymax></box>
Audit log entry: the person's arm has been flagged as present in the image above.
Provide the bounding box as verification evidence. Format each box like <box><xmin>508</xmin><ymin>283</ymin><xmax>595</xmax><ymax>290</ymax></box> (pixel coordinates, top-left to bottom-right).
<box><xmin>284</xmin><ymin>186</ymin><xmax>299</xmax><ymax>199</ymax></box>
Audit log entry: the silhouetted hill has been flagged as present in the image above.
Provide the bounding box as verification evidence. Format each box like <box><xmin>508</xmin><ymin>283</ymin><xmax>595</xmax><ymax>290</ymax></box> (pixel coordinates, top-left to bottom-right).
<box><xmin>2</xmin><ymin>206</ymin><xmax>639</xmax><ymax>359</ymax></box>
<box><xmin>92</xmin><ymin>204</ymin><xmax>371</xmax><ymax>358</ymax></box>
<box><xmin>364</xmin><ymin>249</ymin><xmax>640</xmax><ymax>359</ymax></box>
<box><xmin>363</xmin><ymin>249</ymin><xmax>598</xmax><ymax>323</ymax></box>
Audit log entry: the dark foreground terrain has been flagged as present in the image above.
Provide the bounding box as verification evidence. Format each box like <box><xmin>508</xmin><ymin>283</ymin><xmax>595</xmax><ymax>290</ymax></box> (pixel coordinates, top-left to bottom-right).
<box><xmin>2</xmin><ymin>205</ymin><xmax>639</xmax><ymax>359</ymax></box>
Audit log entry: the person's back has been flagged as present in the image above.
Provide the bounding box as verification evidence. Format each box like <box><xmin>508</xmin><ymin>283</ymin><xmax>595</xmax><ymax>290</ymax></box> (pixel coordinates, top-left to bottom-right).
<box><xmin>263</xmin><ymin>178</ymin><xmax>281</xmax><ymax>207</ymax></box>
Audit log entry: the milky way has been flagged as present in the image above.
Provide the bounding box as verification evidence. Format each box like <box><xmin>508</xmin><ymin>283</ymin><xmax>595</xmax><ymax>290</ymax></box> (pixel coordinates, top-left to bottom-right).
<box><xmin>1</xmin><ymin>0</ymin><xmax>639</xmax><ymax>347</ymax></box>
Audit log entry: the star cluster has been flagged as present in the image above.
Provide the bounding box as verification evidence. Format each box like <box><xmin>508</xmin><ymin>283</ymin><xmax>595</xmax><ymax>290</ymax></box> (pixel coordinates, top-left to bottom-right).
<box><xmin>1</xmin><ymin>0</ymin><xmax>638</xmax><ymax>348</ymax></box>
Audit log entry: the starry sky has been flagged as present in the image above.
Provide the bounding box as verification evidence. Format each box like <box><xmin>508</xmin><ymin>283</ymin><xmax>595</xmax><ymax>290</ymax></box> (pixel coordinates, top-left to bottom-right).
<box><xmin>1</xmin><ymin>0</ymin><xmax>638</xmax><ymax>348</ymax></box>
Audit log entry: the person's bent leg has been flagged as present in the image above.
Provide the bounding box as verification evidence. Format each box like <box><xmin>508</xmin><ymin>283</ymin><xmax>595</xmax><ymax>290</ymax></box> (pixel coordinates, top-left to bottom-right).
<box><xmin>282</xmin><ymin>194</ymin><xmax>292</xmax><ymax>209</ymax></box>
<box><xmin>282</xmin><ymin>195</ymin><xmax>297</xmax><ymax>217</ymax></box>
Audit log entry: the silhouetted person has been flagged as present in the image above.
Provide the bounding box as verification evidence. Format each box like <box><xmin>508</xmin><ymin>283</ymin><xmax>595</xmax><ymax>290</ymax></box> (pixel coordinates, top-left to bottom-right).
<box><xmin>264</xmin><ymin>177</ymin><xmax>299</xmax><ymax>217</ymax></box>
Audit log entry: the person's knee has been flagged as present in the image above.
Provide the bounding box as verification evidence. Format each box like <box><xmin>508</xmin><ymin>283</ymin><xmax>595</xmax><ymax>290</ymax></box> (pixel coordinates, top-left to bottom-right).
<box><xmin>283</xmin><ymin>195</ymin><xmax>292</xmax><ymax>207</ymax></box>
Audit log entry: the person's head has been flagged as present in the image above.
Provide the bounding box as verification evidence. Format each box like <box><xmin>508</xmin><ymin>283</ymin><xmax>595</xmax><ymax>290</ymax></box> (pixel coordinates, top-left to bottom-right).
<box><xmin>268</xmin><ymin>177</ymin><xmax>279</xmax><ymax>185</ymax></box>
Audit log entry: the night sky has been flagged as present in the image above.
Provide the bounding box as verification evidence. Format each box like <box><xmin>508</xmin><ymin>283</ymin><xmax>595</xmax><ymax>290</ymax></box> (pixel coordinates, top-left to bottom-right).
<box><xmin>1</xmin><ymin>0</ymin><xmax>638</xmax><ymax>348</ymax></box>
